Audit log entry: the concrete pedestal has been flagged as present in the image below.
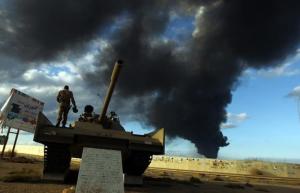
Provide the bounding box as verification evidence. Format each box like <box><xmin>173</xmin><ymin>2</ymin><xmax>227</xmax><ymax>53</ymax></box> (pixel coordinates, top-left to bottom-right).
<box><xmin>124</xmin><ymin>175</ymin><xmax>143</xmax><ymax>185</ymax></box>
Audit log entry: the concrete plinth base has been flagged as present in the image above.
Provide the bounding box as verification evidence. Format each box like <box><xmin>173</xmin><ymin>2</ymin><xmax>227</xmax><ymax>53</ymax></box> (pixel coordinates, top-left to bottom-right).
<box><xmin>124</xmin><ymin>175</ymin><xmax>143</xmax><ymax>185</ymax></box>
<box><xmin>43</xmin><ymin>173</ymin><xmax>65</xmax><ymax>182</ymax></box>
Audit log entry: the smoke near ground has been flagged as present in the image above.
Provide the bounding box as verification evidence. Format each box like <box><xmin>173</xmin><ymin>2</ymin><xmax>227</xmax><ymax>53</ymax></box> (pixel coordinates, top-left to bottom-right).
<box><xmin>1</xmin><ymin>0</ymin><xmax>300</xmax><ymax>158</ymax></box>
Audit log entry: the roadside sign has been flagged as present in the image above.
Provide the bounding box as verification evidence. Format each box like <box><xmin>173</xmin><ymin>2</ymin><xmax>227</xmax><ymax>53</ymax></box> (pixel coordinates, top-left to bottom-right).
<box><xmin>0</xmin><ymin>88</ymin><xmax>44</xmax><ymax>133</ymax></box>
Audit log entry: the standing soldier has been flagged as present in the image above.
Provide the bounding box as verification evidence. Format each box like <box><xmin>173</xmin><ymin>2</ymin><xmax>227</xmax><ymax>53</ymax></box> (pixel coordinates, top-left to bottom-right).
<box><xmin>56</xmin><ymin>85</ymin><xmax>77</xmax><ymax>127</ymax></box>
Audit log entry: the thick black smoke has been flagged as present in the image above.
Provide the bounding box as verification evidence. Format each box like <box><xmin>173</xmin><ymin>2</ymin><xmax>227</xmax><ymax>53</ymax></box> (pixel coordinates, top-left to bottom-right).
<box><xmin>1</xmin><ymin>0</ymin><xmax>129</xmax><ymax>61</ymax></box>
<box><xmin>1</xmin><ymin>0</ymin><xmax>300</xmax><ymax>158</ymax></box>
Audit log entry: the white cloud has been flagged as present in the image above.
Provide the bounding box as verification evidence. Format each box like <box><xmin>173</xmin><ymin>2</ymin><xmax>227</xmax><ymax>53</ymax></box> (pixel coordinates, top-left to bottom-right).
<box><xmin>192</xmin><ymin>6</ymin><xmax>205</xmax><ymax>38</ymax></box>
<box><xmin>221</xmin><ymin>112</ymin><xmax>249</xmax><ymax>129</ymax></box>
<box><xmin>48</xmin><ymin>40</ymin><xmax>107</xmax><ymax>76</ymax></box>
<box><xmin>227</xmin><ymin>112</ymin><xmax>249</xmax><ymax>122</ymax></box>
<box><xmin>287</xmin><ymin>86</ymin><xmax>300</xmax><ymax>98</ymax></box>
<box><xmin>22</xmin><ymin>85</ymin><xmax>61</xmax><ymax>96</ymax></box>
<box><xmin>165</xmin><ymin>136</ymin><xmax>201</xmax><ymax>157</ymax></box>
<box><xmin>245</xmin><ymin>53</ymin><xmax>300</xmax><ymax>78</ymax></box>
<box><xmin>61</xmin><ymin>53</ymin><xmax>98</xmax><ymax>74</ymax></box>
<box><xmin>0</xmin><ymin>11</ymin><xmax>15</xmax><ymax>34</ymax></box>
<box><xmin>221</xmin><ymin>123</ymin><xmax>237</xmax><ymax>129</ymax></box>
<box><xmin>55</xmin><ymin>71</ymin><xmax>81</xmax><ymax>83</ymax></box>
<box><xmin>0</xmin><ymin>83</ymin><xmax>24</xmax><ymax>100</ymax></box>
<box><xmin>23</xmin><ymin>69</ymin><xmax>37</xmax><ymax>81</ymax></box>
<box><xmin>22</xmin><ymin>60</ymin><xmax>83</xmax><ymax>86</ymax></box>
<box><xmin>256</xmin><ymin>62</ymin><xmax>300</xmax><ymax>77</ymax></box>
<box><xmin>0</xmin><ymin>84</ymin><xmax>12</xmax><ymax>97</ymax></box>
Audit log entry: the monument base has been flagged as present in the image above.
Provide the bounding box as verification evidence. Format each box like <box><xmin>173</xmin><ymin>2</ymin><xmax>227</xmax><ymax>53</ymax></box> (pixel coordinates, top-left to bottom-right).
<box><xmin>43</xmin><ymin>173</ymin><xmax>65</xmax><ymax>182</ymax></box>
<box><xmin>76</xmin><ymin>148</ymin><xmax>124</xmax><ymax>193</ymax></box>
<box><xmin>124</xmin><ymin>175</ymin><xmax>143</xmax><ymax>185</ymax></box>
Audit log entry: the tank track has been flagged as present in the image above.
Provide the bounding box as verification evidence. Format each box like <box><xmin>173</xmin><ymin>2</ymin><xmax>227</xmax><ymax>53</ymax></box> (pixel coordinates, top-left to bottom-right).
<box><xmin>123</xmin><ymin>151</ymin><xmax>152</xmax><ymax>176</ymax></box>
<box><xmin>43</xmin><ymin>143</ymin><xmax>71</xmax><ymax>176</ymax></box>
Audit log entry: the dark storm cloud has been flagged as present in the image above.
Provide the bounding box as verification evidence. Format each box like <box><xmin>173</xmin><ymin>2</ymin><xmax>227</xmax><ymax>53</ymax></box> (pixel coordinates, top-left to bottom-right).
<box><xmin>1</xmin><ymin>0</ymin><xmax>300</xmax><ymax>158</ymax></box>
<box><xmin>1</xmin><ymin>0</ymin><xmax>129</xmax><ymax>61</ymax></box>
<box><xmin>198</xmin><ymin>0</ymin><xmax>300</xmax><ymax>67</ymax></box>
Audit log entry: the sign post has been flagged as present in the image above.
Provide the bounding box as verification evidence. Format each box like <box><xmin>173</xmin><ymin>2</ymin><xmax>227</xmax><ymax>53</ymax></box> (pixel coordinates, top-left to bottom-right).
<box><xmin>11</xmin><ymin>128</ymin><xmax>20</xmax><ymax>158</ymax></box>
<box><xmin>76</xmin><ymin>148</ymin><xmax>124</xmax><ymax>193</ymax></box>
<box><xmin>0</xmin><ymin>135</ymin><xmax>5</xmax><ymax>145</ymax></box>
<box><xmin>0</xmin><ymin>127</ymin><xmax>10</xmax><ymax>158</ymax></box>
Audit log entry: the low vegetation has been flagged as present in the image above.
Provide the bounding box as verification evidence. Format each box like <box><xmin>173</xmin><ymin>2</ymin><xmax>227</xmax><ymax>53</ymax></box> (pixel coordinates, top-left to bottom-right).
<box><xmin>224</xmin><ymin>183</ymin><xmax>245</xmax><ymax>189</ymax></box>
<box><xmin>245</xmin><ymin>182</ymin><xmax>254</xmax><ymax>187</ymax></box>
<box><xmin>214</xmin><ymin>176</ymin><xmax>224</xmax><ymax>181</ymax></box>
<box><xmin>189</xmin><ymin>176</ymin><xmax>202</xmax><ymax>184</ymax></box>
<box><xmin>0</xmin><ymin>168</ymin><xmax>41</xmax><ymax>183</ymax></box>
<box><xmin>254</xmin><ymin>188</ymin><xmax>270</xmax><ymax>192</ymax></box>
<box><xmin>2</xmin><ymin>149</ymin><xmax>17</xmax><ymax>158</ymax></box>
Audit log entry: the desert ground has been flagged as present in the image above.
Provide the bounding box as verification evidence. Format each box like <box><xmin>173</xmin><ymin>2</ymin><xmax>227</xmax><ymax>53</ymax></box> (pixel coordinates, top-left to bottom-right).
<box><xmin>0</xmin><ymin>155</ymin><xmax>300</xmax><ymax>193</ymax></box>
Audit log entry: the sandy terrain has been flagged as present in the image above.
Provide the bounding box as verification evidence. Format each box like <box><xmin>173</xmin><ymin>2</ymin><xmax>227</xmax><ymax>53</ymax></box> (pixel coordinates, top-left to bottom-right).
<box><xmin>0</xmin><ymin>156</ymin><xmax>300</xmax><ymax>193</ymax></box>
<box><xmin>1</xmin><ymin>180</ymin><xmax>300</xmax><ymax>193</ymax></box>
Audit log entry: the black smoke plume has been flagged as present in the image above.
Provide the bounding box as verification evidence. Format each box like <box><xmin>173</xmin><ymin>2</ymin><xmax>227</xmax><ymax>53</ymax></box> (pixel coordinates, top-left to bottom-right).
<box><xmin>1</xmin><ymin>0</ymin><xmax>300</xmax><ymax>158</ymax></box>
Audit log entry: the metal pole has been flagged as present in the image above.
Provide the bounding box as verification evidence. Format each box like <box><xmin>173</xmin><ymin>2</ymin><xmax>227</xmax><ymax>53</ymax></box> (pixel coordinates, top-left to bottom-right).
<box><xmin>11</xmin><ymin>129</ymin><xmax>19</xmax><ymax>158</ymax></box>
<box><xmin>1</xmin><ymin>127</ymin><xmax>11</xmax><ymax>158</ymax></box>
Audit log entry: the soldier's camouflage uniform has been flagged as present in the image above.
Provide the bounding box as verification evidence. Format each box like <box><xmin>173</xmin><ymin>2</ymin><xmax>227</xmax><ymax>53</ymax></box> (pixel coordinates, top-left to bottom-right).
<box><xmin>56</xmin><ymin>89</ymin><xmax>76</xmax><ymax>127</ymax></box>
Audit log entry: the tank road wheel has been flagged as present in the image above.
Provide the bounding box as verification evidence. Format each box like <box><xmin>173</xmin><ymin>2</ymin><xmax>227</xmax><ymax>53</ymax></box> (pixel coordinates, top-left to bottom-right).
<box><xmin>123</xmin><ymin>151</ymin><xmax>152</xmax><ymax>176</ymax></box>
<box><xmin>43</xmin><ymin>143</ymin><xmax>71</xmax><ymax>181</ymax></box>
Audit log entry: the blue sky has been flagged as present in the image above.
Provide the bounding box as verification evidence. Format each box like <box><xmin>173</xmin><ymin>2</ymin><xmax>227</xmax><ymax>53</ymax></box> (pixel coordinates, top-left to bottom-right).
<box><xmin>219</xmin><ymin>64</ymin><xmax>300</xmax><ymax>161</ymax></box>
<box><xmin>1</xmin><ymin>10</ymin><xmax>300</xmax><ymax>163</ymax></box>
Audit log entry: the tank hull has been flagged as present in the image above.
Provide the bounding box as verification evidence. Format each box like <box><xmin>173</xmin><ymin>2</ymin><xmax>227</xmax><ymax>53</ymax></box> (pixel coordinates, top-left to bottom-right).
<box><xmin>34</xmin><ymin>113</ymin><xmax>165</xmax><ymax>182</ymax></box>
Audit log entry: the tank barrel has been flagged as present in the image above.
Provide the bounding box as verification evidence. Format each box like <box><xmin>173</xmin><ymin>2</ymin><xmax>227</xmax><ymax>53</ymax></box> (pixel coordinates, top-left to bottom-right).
<box><xmin>99</xmin><ymin>60</ymin><xmax>123</xmax><ymax>123</ymax></box>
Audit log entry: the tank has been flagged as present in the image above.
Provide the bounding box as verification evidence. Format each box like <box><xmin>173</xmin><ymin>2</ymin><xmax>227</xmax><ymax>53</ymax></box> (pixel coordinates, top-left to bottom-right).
<box><xmin>33</xmin><ymin>60</ymin><xmax>165</xmax><ymax>182</ymax></box>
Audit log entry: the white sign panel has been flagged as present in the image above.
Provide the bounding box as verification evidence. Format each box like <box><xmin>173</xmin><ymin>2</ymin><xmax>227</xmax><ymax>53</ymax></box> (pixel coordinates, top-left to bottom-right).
<box><xmin>76</xmin><ymin>148</ymin><xmax>124</xmax><ymax>193</ymax></box>
<box><xmin>0</xmin><ymin>88</ymin><xmax>44</xmax><ymax>133</ymax></box>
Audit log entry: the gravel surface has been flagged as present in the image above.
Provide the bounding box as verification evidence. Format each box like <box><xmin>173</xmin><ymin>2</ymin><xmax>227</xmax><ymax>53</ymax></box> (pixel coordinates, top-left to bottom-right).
<box><xmin>1</xmin><ymin>159</ymin><xmax>300</xmax><ymax>193</ymax></box>
<box><xmin>1</xmin><ymin>180</ymin><xmax>300</xmax><ymax>193</ymax></box>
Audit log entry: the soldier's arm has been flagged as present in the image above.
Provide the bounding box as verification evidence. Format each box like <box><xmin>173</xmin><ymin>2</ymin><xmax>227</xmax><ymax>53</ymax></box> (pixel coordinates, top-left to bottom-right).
<box><xmin>56</xmin><ymin>91</ymin><xmax>61</xmax><ymax>102</ymax></box>
<box><xmin>70</xmin><ymin>92</ymin><xmax>76</xmax><ymax>107</ymax></box>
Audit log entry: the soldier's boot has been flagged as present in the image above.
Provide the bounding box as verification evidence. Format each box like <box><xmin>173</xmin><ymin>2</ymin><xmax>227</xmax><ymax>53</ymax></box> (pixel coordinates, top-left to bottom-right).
<box><xmin>55</xmin><ymin>121</ymin><xmax>61</xmax><ymax>127</ymax></box>
<box><xmin>62</xmin><ymin>120</ymin><xmax>67</xmax><ymax>128</ymax></box>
